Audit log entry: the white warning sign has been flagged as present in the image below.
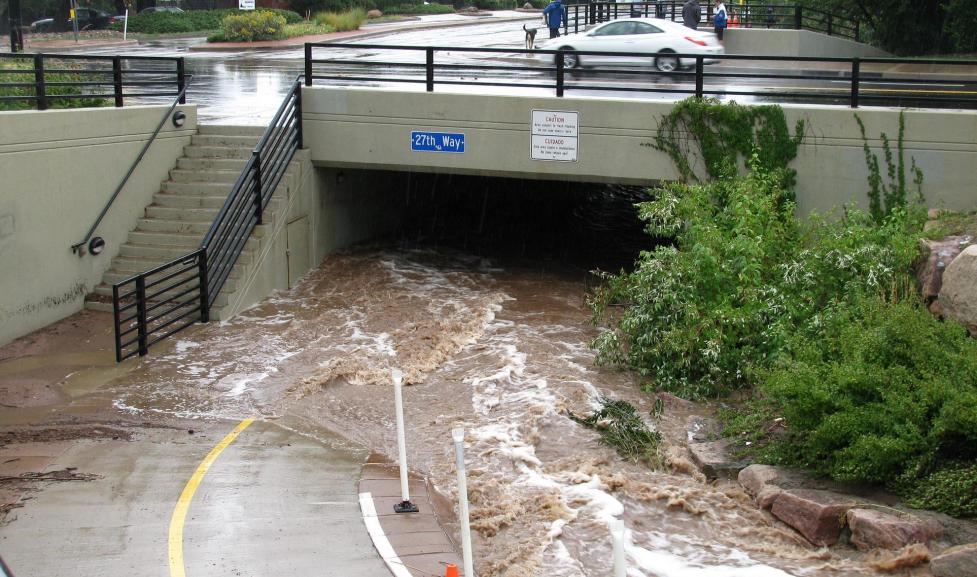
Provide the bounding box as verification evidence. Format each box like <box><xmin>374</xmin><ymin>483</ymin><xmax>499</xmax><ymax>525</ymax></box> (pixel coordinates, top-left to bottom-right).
<box><xmin>531</xmin><ymin>109</ymin><xmax>578</xmax><ymax>162</ymax></box>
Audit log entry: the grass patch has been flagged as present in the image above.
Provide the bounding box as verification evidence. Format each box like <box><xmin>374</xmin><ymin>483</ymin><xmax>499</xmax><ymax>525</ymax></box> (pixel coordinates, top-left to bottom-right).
<box><xmin>207</xmin><ymin>20</ymin><xmax>334</xmax><ymax>42</ymax></box>
<box><xmin>115</xmin><ymin>8</ymin><xmax>301</xmax><ymax>34</ymax></box>
<box><xmin>385</xmin><ymin>3</ymin><xmax>455</xmax><ymax>14</ymax></box>
<box><xmin>569</xmin><ymin>397</ymin><xmax>663</xmax><ymax>467</ymax></box>
<box><xmin>315</xmin><ymin>8</ymin><xmax>367</xmax><ymax>31</ymax></box>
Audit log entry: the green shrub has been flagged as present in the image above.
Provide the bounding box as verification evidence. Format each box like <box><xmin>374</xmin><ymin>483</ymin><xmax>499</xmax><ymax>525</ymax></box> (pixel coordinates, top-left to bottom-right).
<box><xmin>314</xmin><ymin>8</ymin><xmax>367</xmax><ymax>31</ymax></box>
<box><xmin>119</xmin><ymin>8</ymin><xmax>300</xmax><ymax>34</ymax></box>
<box><xmin>760</xmin><ymin>296</ymin><xmax>977</xmax><ymax>503</ymax></box>
<box><xmin>473</xmin><ymin>0</ymin><xmax>519</xmax><ymax>9</ymax></box>
<box><xmin>221</xmin><ymin>11</ymin><xmax>287</xmax><ymax>41</ymax></box>
<box><xmin>902</xmin><ymin>464</ymin><xmax>977</xmax><ymax>518</ymax></box>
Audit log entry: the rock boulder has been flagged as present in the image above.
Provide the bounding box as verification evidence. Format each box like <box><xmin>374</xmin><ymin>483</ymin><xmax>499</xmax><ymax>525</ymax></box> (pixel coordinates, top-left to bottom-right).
<box><xmin>771</xmin><ymin>489</ymin><xmax>856</xmax><ymax>546</ymax></box>
<box><xmin>917</xmin><ymin>236</ymin><xmax>973</xmax><ymax>303</ymax></box>
<box><xmin>940</xmin><ymin>245</ymin><xmax>977</xmax><ymax>336</ymax></box>
<box><xmin>846</xmin><ymin>509</ymin><xmax>943</xmax><ymax>551</ymax></box>
<box><xmin>688</xmin><ymin>439</ymin><xmax>750</xmax><ymax>480</ymax></box>
<box><xmin>931</xmin><ymin>542</ymin><xmax>977</xmax><ymax>577</ymax></box>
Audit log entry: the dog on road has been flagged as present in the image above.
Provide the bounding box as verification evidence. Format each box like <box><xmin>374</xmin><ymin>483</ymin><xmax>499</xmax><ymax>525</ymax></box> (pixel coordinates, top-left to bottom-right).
<box><xmin>523</xmin><ymin>23</ymin><xmax>538</xmax><ymax>50</ymax></box>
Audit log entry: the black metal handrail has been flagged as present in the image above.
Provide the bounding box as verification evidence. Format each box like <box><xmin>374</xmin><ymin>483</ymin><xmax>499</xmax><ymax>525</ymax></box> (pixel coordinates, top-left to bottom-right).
<box><xmin>71</xmin><ymin>74</ymin><xmax>193</xmax><ymax>255</ymax></box>
<box><xmin>305</xmin><ymin>43</ymin><xmax>977</xmax><ymax>109</ymax></box>
<box><xmin>112</xmin><ymin>77</ymin><xmax>303</xmax><ymax>362</ymax></box>
<box><xmin>0</xmin><ymin>52</ymin><xmax>185</xmax><ymax>110</ymax></box>
<box><xmin>563</xmin><ymin>3</ymin><xmax>860</xmax><ymax>41</ymax></box>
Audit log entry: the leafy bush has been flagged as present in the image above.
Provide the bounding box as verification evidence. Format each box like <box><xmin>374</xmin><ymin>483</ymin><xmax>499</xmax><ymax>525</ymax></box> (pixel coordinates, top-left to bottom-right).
<box><xmin>760</xmin><ymin>296</ymin><xmax>977</xmax><ymax>506</ymax></box>
<box><xmin>902</xmin><ymin>464</ymin><xmax>977</xmax><ymax>518</ymax></box>
<box><xmin>119</xmin><ymin>8</ymin><xmax>300</xmax><ymax>34</ymax></box>
<box><xmin>314</xmin><ymin>8</ymin><xmax>367</xmax><ymax>31</ymax></box>
<box><xmin>221</xmin><ymin>11</ymin><xmax>287</xmax><ymax>41</ymax></box>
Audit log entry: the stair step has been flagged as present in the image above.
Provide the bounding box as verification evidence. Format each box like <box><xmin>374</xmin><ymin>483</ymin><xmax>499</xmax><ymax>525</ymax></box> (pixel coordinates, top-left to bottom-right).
<box><xmin>104</xmin><ymin>257</ymin><xmax>245</xmax><ymax>281</ymax></box>
<box><xmin>144</xmin><ymin>206</ymin><xmax>221</xmax><ymax>222</ymax></box>
<box><xmin>183</xmin><ymin>145</ymin><xmax>253</xmax><ymax>160</ymax></box>
<box><xmin>154</xmin><ymin>192</ymin><xmax>230</xmax><ymax>209</ymax></box>
<box><xmin>135</xmin><ymin>218</ymin><xmax>270</xmax><ymax>238</ymax></box>
<box><xmin>198</xmin><ymin>125</ymin><xmax>266</xmax><ymax>137</ymax></box>
<box><xmin>119</xmin><ymin>242</ymin><xmax>256</xmax><ymax>264</ymax></box>
<box><xmin>169</xmin><ymin>169</ymin><xmax>241</xmax><ymax>184</ymax></box>
<box><xmin>176</xmin><ymin>157</ymin><xmax>249</xmax><ymax>172</ymax></box>
<box><xmin>191</xmin><ymin>134</ymin><xmax>261</xmax><ymax>148</ymax></box>
<box><xmin>126</xmin><ymin>231</ymin><xmax>202</xmax><ymax>247</ymax></box>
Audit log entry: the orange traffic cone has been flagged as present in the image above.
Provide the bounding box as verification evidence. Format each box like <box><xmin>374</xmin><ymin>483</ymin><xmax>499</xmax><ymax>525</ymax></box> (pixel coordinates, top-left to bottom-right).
<box><xmin>445</xmin><ymin>564</ymin><xmax>460</xmax><ymax>577</ymax></box>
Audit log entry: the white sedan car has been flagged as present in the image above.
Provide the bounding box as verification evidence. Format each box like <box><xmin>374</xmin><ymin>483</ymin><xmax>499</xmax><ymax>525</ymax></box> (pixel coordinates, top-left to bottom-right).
<box><xmin>537</xmin><ymin>18</ymin><xmax>723</xmax><ymax>72</ymax></box>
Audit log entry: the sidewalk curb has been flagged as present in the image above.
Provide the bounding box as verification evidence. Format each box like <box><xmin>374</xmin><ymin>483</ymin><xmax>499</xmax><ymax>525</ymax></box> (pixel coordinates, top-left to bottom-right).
<box><xmin>188</xmin><ymin>12</ymin><xmax>541</xmax><ymax>52</ymax></box>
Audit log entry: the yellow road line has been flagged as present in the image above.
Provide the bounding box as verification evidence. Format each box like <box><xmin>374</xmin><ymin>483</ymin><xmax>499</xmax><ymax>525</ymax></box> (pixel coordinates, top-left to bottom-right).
<box><xmin>168</xmin><ymin>418</ymin><xmax>255</xmax><ymax>577</ymax></box>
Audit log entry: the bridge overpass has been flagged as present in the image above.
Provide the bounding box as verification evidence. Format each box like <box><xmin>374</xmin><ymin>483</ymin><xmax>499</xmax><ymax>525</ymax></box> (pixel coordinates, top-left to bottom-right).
<box><xmin>303</xmin><ymin>85</ymin><xmax>977</xmax><ymax>216</ymax></box>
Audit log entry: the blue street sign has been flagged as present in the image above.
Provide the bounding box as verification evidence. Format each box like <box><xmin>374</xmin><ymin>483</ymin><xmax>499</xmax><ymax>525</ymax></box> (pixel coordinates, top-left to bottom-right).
<box><xmin>410</xmin><ymin>131</ymin><xmax>465</xmax><ymax>154</ymax></box>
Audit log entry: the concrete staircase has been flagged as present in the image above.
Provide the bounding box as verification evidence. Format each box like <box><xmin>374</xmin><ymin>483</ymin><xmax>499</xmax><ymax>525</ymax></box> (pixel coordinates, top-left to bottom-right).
<box><xmin>85</xmin><ymin>125</ymin><xmax>296</xmax><ymax>319</ymax></box>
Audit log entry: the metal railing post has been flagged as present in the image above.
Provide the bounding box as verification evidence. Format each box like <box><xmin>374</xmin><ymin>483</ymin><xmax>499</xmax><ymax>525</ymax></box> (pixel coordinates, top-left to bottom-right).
<box><xmin>794</xmin><ymin>5</ymin><xmax>802</xmax><ymax>29</ymax></box>
<box><xmin>294</xmin><ymin>82</ymin><xmax>303</xmax><ymax>150</ymax></box>
<box><xmin>176</xmin><ymin>58</ymin><xmax>186</xmax><ymax>104</ymax></box>
<box><xmin>556</xmin><ymin>52</ymin><xmax>565</xmax><ymax>98</ymax></box>
<box><xmin>33</xmin><ymin>53</ymin><xmax>47</xmax><ymax>111</ymax></box>
<box><xmin>112</xmin><ymin>57</ymin><xmax>124</xmax><ymax>107</ymax></box>
<box><xmin>198</xmin><ymin>250</ymin><xmax>210</xmax><ymax>323</ymax></box>
<box><xmin>850</xmin><ymin>57</ymin><xmax>860</xmax><ymax>108</ymax></box>
<box><xmin>253</xmin><ymin>150</ymin><xmax>263</xmax><ymax>225</ymax></box>
<box><xmin>304</xmin><ymin>43</ymin><xmax>313</xmax><ymax>86</ymax></box>
<box><xmin>136</xmin><ymin>276</ymin><xmax>148</xmax><ymax>357</ymax></box>
<box><xmin>112</xmin><ymin>284</ymin><xmax>123</xmax><ymax>363</ymax></box>
<box><xmin>426</xmin><ymin>47</ymin><xmax>434</xmax><ymax>92</ymax></box>
<box><xmin>695</xmin><ymin>56</ymin><xmax>704</xmax><ymax>98</ymax></box>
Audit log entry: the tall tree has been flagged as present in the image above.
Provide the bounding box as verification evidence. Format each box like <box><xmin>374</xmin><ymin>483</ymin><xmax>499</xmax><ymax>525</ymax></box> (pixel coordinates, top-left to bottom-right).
<box><xmin>801</xmin><ymin>0</ymin><xmax>956</xmax><ymax>55</ymax></box>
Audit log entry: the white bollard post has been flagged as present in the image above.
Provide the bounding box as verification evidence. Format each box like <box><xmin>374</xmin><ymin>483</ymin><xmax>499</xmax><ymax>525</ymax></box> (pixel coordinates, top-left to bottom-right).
<box><xmin>123</xmin><ymin>9</ymin><xmax>128</xmax><ymax>40</ymax></box>
<box><xmin>393</xmin><ymin>369</ymin><xmax>417</xmax><ymax>513</ymax></box>
<box><xmin>452</xmin><ymin>427</ymin><xmax>475</xmax><ymax>577</ymax></box>
<box><xmin>610</xmin><ymin>519</ymin><xmax>626</xmax><ymax>577</ymax></box>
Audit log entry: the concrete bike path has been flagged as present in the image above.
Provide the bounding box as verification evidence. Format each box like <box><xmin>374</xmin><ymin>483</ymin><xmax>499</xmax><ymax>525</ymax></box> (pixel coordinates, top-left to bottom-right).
<box><xmin>0</xmin><ymin>418</ymin><xmax>388</xmax><ymax>577</ymax></box>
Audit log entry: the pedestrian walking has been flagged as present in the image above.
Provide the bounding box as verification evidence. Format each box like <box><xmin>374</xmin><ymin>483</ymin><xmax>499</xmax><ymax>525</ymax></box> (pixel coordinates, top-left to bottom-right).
<box><xmin>713</xmin><ymin>0</ymin><xmax>728</xmax><ymax>43</ymax></box>
<box><xmin>682</xmin><ymin>0</ymin><xmax>700</xmax><ymax>29</ymax></box>
<box><xmin>542</xmin><ymin>0</ymin><xmax>565</xmax><ymax>39</ymax></box>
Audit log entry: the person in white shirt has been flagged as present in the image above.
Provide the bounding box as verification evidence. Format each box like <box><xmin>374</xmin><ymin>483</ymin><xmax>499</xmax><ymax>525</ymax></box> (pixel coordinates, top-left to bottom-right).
<box><xmin>714</xmin><ymin>0</ymin><xmax>728</xmax><ymax>43</ymax></box>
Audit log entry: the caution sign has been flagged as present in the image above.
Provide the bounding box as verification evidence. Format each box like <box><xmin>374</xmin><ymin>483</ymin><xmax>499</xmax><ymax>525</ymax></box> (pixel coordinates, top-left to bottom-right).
<box><xmin>531</xmin><ymin>110</ymin><xmax>578</xmax><ymax>162</ymax></box>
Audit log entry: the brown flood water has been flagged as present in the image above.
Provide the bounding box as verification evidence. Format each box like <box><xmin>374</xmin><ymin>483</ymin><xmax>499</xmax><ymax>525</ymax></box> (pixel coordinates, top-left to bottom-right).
<box><xmin>104</xmin><ymin>246</ymin><xmax>919</xmax><ymax>577</ymax></box>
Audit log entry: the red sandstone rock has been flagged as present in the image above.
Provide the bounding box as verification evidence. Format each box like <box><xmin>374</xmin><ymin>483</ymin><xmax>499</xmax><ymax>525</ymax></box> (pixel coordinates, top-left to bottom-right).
<box><xmin>771</xmin><ymin>489</ymin><xmax>855</xmax><ymax>546</ymax></box>
<box><xmin>931</xmin><ymin>542</ymin><xmax>977</xmax><ymax>577</ymax></box>
<box><xmin>738</xmin><ymin>464</ymin><xmax>779</xmax><ymax>496</ymax></box>
<box><xmin>917</xmin><ymin>237</ymin><xmax>972</xmax><ymax>303</ymax></box>
<box><xmin>846</xmin><ymin>509</ymin><xmax>943</xmax><ymax>551</ymax></box>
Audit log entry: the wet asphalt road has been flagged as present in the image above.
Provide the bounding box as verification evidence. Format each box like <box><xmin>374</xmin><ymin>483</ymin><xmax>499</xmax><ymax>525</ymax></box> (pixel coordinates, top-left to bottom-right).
<box><xmin>78</xmin><ymin>16</ymin><xmax>977</xmax><ymax>123</ymax></box>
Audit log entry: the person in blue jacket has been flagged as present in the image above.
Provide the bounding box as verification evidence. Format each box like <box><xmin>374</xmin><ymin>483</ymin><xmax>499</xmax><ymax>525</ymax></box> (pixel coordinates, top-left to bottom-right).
<box><xmin>542</xmin><ymin>0</ymin><xmax>565</xmax><ymax>39</ymax></box>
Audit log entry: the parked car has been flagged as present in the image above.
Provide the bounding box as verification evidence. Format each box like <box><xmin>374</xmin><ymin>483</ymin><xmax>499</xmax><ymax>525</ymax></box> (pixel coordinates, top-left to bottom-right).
<box><xmin>537</xmin><ymin>18</ymin><xmax>723</xmax><ymax>72</ymax></box>
<box><xmin>137</xmin><ymin>6</ymin><xmax>185</xmax><ymax>14</ymax></box>
<box><xmin>29</xmin><ymin>8</ymin><xmax>120</xmax><ymax>32</ymax></box>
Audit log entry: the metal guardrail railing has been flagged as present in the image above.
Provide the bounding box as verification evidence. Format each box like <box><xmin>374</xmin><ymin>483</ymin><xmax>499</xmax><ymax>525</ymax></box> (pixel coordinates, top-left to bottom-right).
<box><xmin>0</xmin><ymin>52</ymin><xmax>185</xmax><ymax>110</ymax></box>
<box><xmin>561</xmin><ymin>2</ymin><xmax>860</xmax><ymax>41</ymax></box>
<box><xmin>305</xmin><ymin>43</ymin><xmax>977</xmax><ymax>109</ymax></box>
<box><xmin>112</xmin><ymin>77</ymin><xmax>303</xmax><ymax>362</ymax></box>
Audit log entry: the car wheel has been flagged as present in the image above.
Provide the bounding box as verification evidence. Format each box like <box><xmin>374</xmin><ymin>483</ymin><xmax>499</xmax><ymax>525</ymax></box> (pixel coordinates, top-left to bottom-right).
<box><xmin>655</xmin><ymin>50</ymin><xmax>679</xmax><ymax>73</ymax></box>
<box><xmin>558</xmin><ymin>46</ymin><xmax>581</xmax><ymax>69</ymax></box>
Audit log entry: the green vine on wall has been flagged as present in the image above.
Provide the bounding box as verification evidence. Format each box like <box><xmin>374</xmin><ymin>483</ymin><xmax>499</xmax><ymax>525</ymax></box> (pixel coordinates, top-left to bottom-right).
<box><xmin>854</xmin><ymin>111</ymin><xmax>925</xmax><ymax>223</ymax></box>
<box><xmin>654</xmin><ymin>98</ymin><xmax>805</xmax><ymax>184</ymax></box>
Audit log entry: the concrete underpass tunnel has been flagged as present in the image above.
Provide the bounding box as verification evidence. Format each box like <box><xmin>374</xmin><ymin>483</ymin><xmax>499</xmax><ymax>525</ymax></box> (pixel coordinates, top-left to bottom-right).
<box><xmin>391</xmin><ymin>172</ymin><xmax>656</xmax><ymax>273</ymax></box>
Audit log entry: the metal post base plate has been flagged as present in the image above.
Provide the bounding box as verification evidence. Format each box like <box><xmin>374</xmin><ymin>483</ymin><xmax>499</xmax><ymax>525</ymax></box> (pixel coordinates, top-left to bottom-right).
<box><xmin>394</xmin><ymin>500</ymin><xmax>419</xmax><ymax>514</ymax></box>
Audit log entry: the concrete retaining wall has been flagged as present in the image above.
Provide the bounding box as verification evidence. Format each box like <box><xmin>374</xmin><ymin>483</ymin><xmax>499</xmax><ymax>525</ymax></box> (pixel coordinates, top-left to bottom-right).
<box><xmin>302</xmin><ymin>86</ymin><xmax>977</xmax><ymax>217</ymax></box>
<box><xmin>725</xmin><ymin>29</ymin><xmax>889</xmax><ymax>58</ymax></box>
<box><xmin>0</xmin><ymin>105</ymin><xmax>196</xmax><ymax>347</ymax></box>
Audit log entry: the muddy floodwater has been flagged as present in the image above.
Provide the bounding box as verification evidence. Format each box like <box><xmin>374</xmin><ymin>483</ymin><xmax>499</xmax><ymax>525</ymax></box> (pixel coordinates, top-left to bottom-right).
<box><xmin>99</xmin><ymin>241</ymin><xmax>920</xmax><ymax>577</ymax></box>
